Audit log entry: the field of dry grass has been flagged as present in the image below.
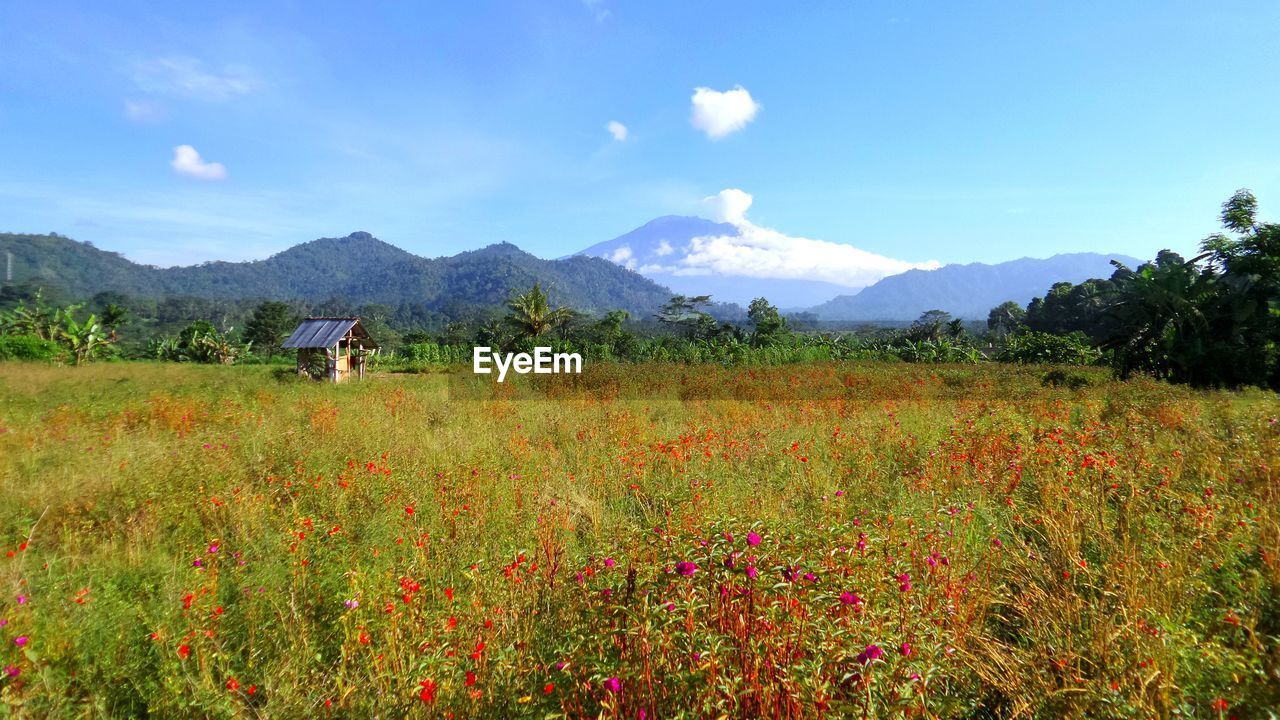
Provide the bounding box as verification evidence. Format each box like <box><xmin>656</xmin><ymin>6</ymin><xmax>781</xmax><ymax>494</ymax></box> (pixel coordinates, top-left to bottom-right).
<box><xmin>0</xmin><ymin>361</ymin><xmax>1277</xmax><ymax>718</ymax></box>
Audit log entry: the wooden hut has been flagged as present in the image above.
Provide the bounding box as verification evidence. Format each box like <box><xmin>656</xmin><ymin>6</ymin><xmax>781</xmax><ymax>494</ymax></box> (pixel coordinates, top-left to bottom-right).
<box><xmin>282</xmin><ymin>317</ymin><xmax>378</xmax><ymax>382</ymax></box>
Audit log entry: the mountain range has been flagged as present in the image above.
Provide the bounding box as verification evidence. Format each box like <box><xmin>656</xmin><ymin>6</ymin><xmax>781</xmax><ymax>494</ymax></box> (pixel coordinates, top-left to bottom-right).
<box><xmin>1</xmin><ymin>225</ymin><xmax>1143</xmax><ymax>322</ymax></box>
<box><xmin>0</xmin><ymin>232</ymin><xmax>673</xmax><ymax>317</ymax></box>
<box><xmin>807</xmin><ymin>253</ymin><xmax>1141</xmax><ymax>321</ymax></box>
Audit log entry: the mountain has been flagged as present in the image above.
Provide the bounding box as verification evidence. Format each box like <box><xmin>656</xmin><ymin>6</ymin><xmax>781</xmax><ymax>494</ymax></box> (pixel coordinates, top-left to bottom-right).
<box><xmin>0</xmin><ymin>232</ymin><xmax>674</xmax><ymax>316</ymax></box>
<box><xmin>808</xmin><ymin>252</ymin><xmax>1143</xmax><ymax>321</ymax></box>
<box><xmin>575</xmin><ymin>216</ymin><xmax>854</xmax><ymax>308</ymax></box>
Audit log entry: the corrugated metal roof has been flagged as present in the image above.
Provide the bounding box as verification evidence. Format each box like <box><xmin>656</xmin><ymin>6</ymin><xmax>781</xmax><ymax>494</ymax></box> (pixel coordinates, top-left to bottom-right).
<box><xmin>282</xmin><ymin>317</ymin><xmax>377</xmax><ymax>349</ymax></box>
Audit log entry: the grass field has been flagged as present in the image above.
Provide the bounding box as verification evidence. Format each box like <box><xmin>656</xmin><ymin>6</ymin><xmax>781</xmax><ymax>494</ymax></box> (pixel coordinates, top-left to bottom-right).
<box><xmin>0</xmin><ymin>362</ymin><xmax>1277</xmax><ymax>718</ymax></box>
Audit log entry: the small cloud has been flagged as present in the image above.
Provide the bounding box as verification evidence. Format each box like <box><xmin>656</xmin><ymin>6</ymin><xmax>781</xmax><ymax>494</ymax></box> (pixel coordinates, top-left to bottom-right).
<box><xmin>123</xmin><ymin>99</ymin><xmax>165</xmax><ymax>123</ymax></box>
<box><xmin>582</xmin><ymin>0</ymin><xmax>611</xmax><ymax>22</ymax></box>
<box><xmin>606</xmin><ymin>120</ymin><xmax>628</xmax><ymax>142</ymax></box>
<box><xmin>702</xmin><ymin>188</ymin><xmax>754</xmax><ymax>224</ymax></box>
<box><xmin>607</xmin><ymin>245</ymin><xmax>635</xmax><ymax>268</ymax></box>
<box><xmin>690</xmin><ymin>85</ymin><xmax>759</xmax><ymax>140</ymax></box>
<box><xmin>171</xmin><ymin>145</ymin><xmax>227</xmax><ymax>181</ymax></box>
<box><xmin>134</xmin><ymin>57</ymin><xmax>259</xmax><ymax>102</ymax></box>
<box><xmin>654</xmin><ymin>239</ymin><xmax>674</xmax><ymax>256</ymax></box>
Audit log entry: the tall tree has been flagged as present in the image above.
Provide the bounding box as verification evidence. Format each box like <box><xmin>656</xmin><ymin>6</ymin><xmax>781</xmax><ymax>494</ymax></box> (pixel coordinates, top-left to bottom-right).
<box><xmin>244</xmin><ymin>301</ymin><xmax>298</xmax><ymax>354</ymax></box>
<box><xmin>986</xmin><ymin>301</ymin><xmax>1026</xmax><ymax>337</ymax></box>
<box><xmin>747</xmin><ymin>297</ymin><xmax>789</xmax><ymax>347</ymax></box>
<box><xmin>505</xmin><ymin>283</ymin><xmax>572</xmax><ymax>342</ymax></box>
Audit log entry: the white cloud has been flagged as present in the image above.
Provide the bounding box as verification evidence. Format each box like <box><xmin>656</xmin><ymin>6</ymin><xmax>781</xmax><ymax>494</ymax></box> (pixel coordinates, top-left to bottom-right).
<box><xmin>607</xmin><ymin>120</ymin><xmax>628</xmax><ymax>142</ymax></box>
<box><xmin>651</xmin><ymin>188</ymin><xmax>939</xmax><ymax>287</ymax></box>
<box><xmin>134</xmin><ymin>57</ymin><xmax>260</xmax><ymax>102</ymax></box>
<box><xmin>702</xmin><ymin>188</ymin><xmax>754</xmax><ymax>224</ymax></box>
<box><xmin>582</xmin><ymin>0</ymin><xmax>611</xmax><ymax>22</ymax></box>
<box><xmin>171</xmin><ymin>145</ymin><xmax>227</xmax><ymax>181</ymax></box>
<box><xmin>690</xmin><ymin>85</ymin><xmax>759</xmax><ymax>140</ymax></box>
<box><xmin>123</xmin><ymin>99</ymin><xmax>165</xmax><ymax>123</ymax></box>
<box><xmin>655</xmin><ymin>239</ymin><xmax>674</xmax><ymax>256</ymax></box>
<box><xmin>607</xmin><ymin>245</ymin><xmax>635</xmax><ymax>268</ymax></box>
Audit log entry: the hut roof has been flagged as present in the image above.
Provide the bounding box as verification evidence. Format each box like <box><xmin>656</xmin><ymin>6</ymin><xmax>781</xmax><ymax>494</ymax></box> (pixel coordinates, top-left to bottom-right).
<box><xmin>282</xmin><ymin>317</ymin><xmax>378</xmax><ymax>349</ymax></box>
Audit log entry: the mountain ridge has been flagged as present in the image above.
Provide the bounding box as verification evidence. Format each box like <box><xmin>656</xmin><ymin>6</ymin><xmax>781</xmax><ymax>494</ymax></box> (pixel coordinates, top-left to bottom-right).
<box><xmin>0</xmin><ymin>231</ymin><xmax>675</xmax><ymax>316</ymax></box>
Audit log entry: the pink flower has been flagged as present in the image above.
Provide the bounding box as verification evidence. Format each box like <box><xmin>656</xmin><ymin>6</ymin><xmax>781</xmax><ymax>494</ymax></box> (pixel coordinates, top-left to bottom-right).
<box><xmin>897</xmin><ymin>573</ymin><xmax>912</xmax><ymax>592</ymax></box>
<box><xmin>673</xmin><ymin>561</ymin><xmax>698</xmax><ymax>577</ymax></box>
<box><xmin>604</xmin><ymin>557</ymin><xmax>615</xmax><ymax>568</ymax></box>
<box><xmin>14</xmin><ymin>636</ymin><xmax>28</xmax><ymax>647</ymax></box>
<box><xmin>856</xmin><ymin>644</ymin><xmax>883</xmax><ymax>665</ymax></box>
<box><xmin>900</xmin><ymin>642</ymin><xmax>912</xmax><ymax>657</ymax></box>
<box><xmin>15</xmin><ymin>595</ymin><xmax>26</xmax><ymax>605</ymax></box>
<box><xmin>746</xmin><ymin>531</ymin><xmax>762</xmax><ymax>547</ymax></box>
<box><xmin>603</xmin><ymin>676</ymin><xmax>622</xmax><ymax>693</ymax></box>
<box><xmin>839</xmin><ymin>591</ymin><xmax>863</xmax><ymax>606</ymax></box>
<box><xmin>3</xmin><ymin>665</ymin><xmax>18</xmax><ymax>678</ymax></box>
<box><xmin>745</xmin><ymin>565</ymin><xmax>758</xmax><ymax>579</ymax></box>
<box><xmin>208</xmin><ymin>544</ymin><xmax>219</xmax><ymax>554</ymax></box>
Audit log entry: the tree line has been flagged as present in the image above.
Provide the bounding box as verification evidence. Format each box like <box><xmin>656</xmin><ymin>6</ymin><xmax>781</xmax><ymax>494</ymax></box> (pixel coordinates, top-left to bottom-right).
<box><xmin>1</xmin><ymin>190</ymin><xmax>1275</xmax><ymax>389</ymax></box>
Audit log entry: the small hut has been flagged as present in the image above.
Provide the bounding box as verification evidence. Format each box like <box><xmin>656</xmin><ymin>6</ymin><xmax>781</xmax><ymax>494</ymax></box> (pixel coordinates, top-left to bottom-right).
<box><xmin>282</xmin><ymin>317</ymin><xmax>378</xmax><ymax>382</ymax></box>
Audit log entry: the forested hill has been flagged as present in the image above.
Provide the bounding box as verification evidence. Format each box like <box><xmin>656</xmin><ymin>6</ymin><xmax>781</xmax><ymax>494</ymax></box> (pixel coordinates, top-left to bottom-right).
<box><xmin>0</xmin><ymin>232</ymin><xmax>675</xmax><ymax>315</ymax></box>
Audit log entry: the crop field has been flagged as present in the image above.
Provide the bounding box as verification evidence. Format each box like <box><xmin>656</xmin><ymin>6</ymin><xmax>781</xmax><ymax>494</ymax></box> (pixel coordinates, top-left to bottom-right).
<box><xmin>0</xmin><ymin>362</ymin><xmax>1277</xmax><ymax>718</ymax></box>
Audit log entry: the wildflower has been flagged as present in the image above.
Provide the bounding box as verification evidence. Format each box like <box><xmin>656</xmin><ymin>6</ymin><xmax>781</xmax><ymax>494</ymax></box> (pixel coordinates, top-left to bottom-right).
<box><xmin>177</xmin><ymin>644</ymin><xmax>191</xmax><ymax>659</ymax></box>
<box><xmin>802</xmin><ymin>572</ymin><xmax>817</xmax><ymax>583</ymax></box>
<box><xmin>226</xmin><ymin>678</ymin><xmax>240</xmax><ymax>691</ymax></box>
<box><xmin>900</xmin><ymin>642</ymin><xmax>912</xmax><ymax>657</ymax></box>
<box><xmin>465</xmin><ymin>670</ymin><xmax>477</xmax><ymax>686</ymax></box>
<box><xmin>1211</xmin><ymin>698</ymin><xmax>1229</xmax><ymax>712</ymax></box>
<box><xmin>991</xmin><ymin>538</ymin><xmax>1003</xmax><ymax>549</ymax></box>
<box><xmin>856</xmin><ymin>644</ymin><xmax>884</xmax><ymax>665</ymax></box>
<box><xmin>192</xmin><ymin>558</ymin><xmax>202</xmax><ymax>568</ymax></box>
<box><xmin>603</xmin><ymin>676</ymin><xmax>622</xmax><ymax>693</ymax></box>
<box><xmin>3</xmin><ymin>666</ymin><xmax>18</xmax><ymax>678</ymax></box>
<box><xmin>604</xmin><ymin>557</ymin><xmax>616</xmax><ymax>568</ymax></box>
<box><xmin>898</xmin><ymin>573</ymin><xmax>912</xmax><ymax>592</ymax></box>
<box><xmin>839</xmin><ymin>591</ymin><xmax>863</xmax><ymax>606</ymax></box>
<box><xmin>746</xmin><ymin>565</ymin><xmax>758</xmax><ymax>579</ymax></box>
<box><xmin>782</xmin><ymin>566</ymin><xmax>800</xmax><ymax>583</ymax></box>
<box><xmin>208</xmin><ymin>544</ymin><xmax>219</xmax><ymax>554</ymax></box>
<box><xmin>747</xmin><ymin>531</ymin><xmax>762</xmax><ymax>546</ymax></box>
<box><xmin>673</xmin><ymin>561</ymin><xmax>698</xmax><ymax>576</ymax></box>
<box><xmin>344</xmin><ymin>599</ymin><xmax>359</xmax><ymax>609</ymax></box>
<box><xmin>419</xmin><ymin>679</ymin><xmax>437</xmax><ymax>703</ymax></box>
<box><xmin>543</xmin><ymin>682</ymin><xmax>555</xmax><ymax>695</ymax></box>
<box><xmin>17</xmin><ymin>595</ymin><xmax>28</xmax><ymax>605</ymax></box>
<box><xmin>14</xmin><ymin>636</ymin><xmax>28</xmax><ymax>647</ymax></box>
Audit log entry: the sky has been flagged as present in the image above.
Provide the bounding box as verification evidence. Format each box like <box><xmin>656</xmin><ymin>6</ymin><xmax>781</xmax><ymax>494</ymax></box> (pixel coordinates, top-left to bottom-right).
<box><xmin>0</xmin><ymin>0</ymin><xmax>1277</xmax><ymax>272</ymax></box>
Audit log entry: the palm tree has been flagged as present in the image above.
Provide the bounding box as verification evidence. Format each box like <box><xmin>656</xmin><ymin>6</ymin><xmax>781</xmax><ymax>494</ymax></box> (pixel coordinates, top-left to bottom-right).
<box><xmin>505</xmin><ymin>283</ymin><xmax>573</xmax><ymax>342</ymax></box>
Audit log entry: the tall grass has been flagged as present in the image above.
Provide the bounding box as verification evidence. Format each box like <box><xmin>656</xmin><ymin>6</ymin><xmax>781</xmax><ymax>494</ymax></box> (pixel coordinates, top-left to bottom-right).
<box><xmin>0</xmin><ymin>362</ymin><xmax>1276</xmax><ymax>717</ymax></box>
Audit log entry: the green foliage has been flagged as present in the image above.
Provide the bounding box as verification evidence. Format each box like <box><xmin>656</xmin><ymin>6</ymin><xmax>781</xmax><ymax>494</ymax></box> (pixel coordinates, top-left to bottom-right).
<box><xmin>243</xmin><ymin>301</ymin><xmax>299</xmax><ymax>355</ymax></box>
<box><xmin>0</xmin><ymin>334</ymin><xmax>64</xmax><ymax>362</ymax></box>
<box><xmin>746</xmin><ymin>297</ymin><xmax>789</xmax><ymax>347</ymax></box>
<box><xmin>504</xmin><ymin>283</ymin><xmax>573</xmax><ymax>343</ymax></box>
<box><xmin>150</xmin><ymin>321</ymin><xmax>250</xmax><ymax>364</ymax></box>
<box><xmin>0</xmin><ymin>293</ymin><xmax>117</xmax><ymax>364</ymax></box>
<box><xmin>986</xmin><ymin>300</ymin><xmax>1026</xmax><ymax>336</ymax></box>
<box><xmin>999</xmin><ymin>331</ymin><xmax>1101</xmax><ymax>366</ymax></box>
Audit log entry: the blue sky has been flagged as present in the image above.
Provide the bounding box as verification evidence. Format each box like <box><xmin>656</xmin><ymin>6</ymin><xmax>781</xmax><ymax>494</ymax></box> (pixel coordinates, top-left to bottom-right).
<box><xmin>1</xmin><ymin>1</ymin><xmax>1277</xmax><ymax>270</ymax></box>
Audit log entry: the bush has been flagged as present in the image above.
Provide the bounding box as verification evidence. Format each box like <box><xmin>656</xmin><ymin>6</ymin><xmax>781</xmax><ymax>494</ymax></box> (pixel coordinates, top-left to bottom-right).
<box><xmin>0</xmin><ymin>334</ymin><xmax>64</xmax><ymax>361</ymax></box>
<box><xmin>999</xmin><ymin>331</ymin><xmax>1101</xmax><ymax>365</ymax></box>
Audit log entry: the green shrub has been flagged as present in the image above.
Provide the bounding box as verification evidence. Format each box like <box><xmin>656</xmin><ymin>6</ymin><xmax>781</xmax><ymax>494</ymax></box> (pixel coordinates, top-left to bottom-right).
<box><xmin>0</xmin><ymin>333</ymin><xmax>64</xmax><ymax>361</ymax></box>
<box><xmin>999</xmin><ymin>330</ymin><xmax>1101</xmax><ymax>365</ymax></box>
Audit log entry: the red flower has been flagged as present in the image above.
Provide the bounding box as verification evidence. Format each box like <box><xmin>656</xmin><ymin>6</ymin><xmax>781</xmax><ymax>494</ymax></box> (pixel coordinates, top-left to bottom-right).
<box><xmin>419</xmin><ymin>679</ymin><xmax>437</xmax><ymax>703</ymax></box>
<box><xmin>177</xmin><ymin>644</ymin><xmax>191</xmax><ymax>660</ymax></box>
<box><xmin>226</xmin><ymin>678</ymin><xmax>240</xmax><ymax>691</ymax></box>
<box><xmin>544</xmin><ymin>682</ymin><xmax>555</xmax><ymax>695</ymax></box>
<box><xmin>465</xmin><ymin>670</ymin><xmax>477</xmax><ymax>686</ymax></box>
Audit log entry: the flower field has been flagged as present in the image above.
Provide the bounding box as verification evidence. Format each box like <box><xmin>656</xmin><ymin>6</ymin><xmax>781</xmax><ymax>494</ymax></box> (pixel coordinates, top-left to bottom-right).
<box><xmin>0</xmin><ymin>362</ymin><xmax>1277</xmax><ymax>718</ymax></box>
